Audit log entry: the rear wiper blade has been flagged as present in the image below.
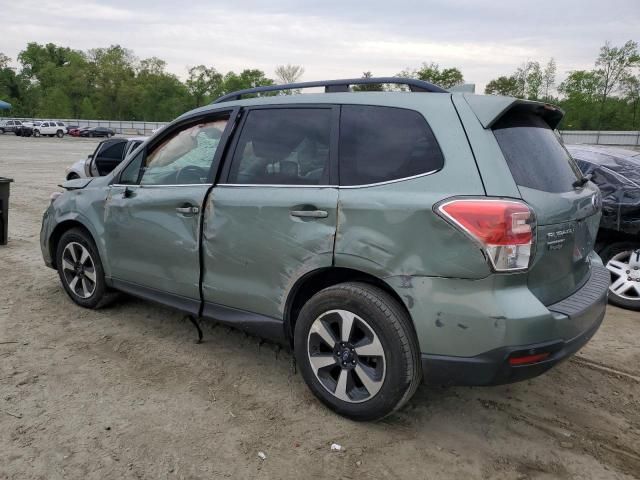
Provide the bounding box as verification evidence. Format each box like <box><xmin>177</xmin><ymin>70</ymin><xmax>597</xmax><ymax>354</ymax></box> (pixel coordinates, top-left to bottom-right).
<box><xmin>573</xmin><ymin>174</ymin><xmax>592</xmax><ymax>189</ymax></box>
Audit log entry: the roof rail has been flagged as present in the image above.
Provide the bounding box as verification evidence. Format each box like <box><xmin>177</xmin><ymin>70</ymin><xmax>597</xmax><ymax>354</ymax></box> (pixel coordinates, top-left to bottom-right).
<box><xmin>211</xmin><ymin>77</ymin><xmax>448</xmax><ymax>103</ymax></box>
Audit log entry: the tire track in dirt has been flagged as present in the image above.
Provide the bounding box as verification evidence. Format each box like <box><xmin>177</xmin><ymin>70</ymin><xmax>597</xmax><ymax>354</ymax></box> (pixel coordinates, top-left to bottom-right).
<box><xmin>572</xmin><ymin>355</ymin><xmax>640</xmax><ymax>384</ymax></box>
<box><xmin>479</xmin><ymin>398</ymin><xmax>640</xmax><ymax>477</ymax></box>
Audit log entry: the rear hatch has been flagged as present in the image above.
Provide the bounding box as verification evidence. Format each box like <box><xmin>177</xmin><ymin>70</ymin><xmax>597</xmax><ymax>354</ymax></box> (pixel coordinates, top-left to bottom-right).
<box><xmin>491</xmin><ymin>105</ymin><xmax>601</xmax><ymax>305</ymax></box>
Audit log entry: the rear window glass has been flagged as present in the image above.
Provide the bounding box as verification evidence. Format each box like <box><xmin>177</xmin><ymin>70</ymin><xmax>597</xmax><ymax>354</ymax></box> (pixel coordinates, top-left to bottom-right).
<box><xmin>339</xmin><ymin>105</ymin><xmax>443</xmax><ymax>186</ymax></box>
<box><xmin>493</xmin><ymin>110</ymin><xmax>581</xmax><ymax>193</ymax></box>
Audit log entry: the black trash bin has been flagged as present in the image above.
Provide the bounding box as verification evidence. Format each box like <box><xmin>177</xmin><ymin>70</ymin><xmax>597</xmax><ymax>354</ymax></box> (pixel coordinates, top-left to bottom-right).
<box><xmin>0</xmin><ymin>177</ymin><xmax>14</xmax><ymax>245</ymax></box>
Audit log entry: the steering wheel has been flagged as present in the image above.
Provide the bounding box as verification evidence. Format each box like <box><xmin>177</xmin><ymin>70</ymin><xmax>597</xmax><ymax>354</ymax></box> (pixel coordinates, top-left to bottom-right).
<box><xmin>175</xmin><ymin>165</ymin><xmax>209</xmax><ymax>184</ymax></box>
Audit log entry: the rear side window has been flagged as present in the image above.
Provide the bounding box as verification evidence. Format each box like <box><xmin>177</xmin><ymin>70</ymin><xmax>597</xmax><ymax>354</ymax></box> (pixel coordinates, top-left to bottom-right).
<box><xmin>227</xmin><ymin>108</ymin><xmax>332</xmax><ymax>185</ymax></box>
<box><xmin>339</xmin><ymin>105</ymin><xmax>444</xmax><ymax>186</ymax></box>
<box><xmin>493</xmin><ymin>110</ymin><xmax>581</xmax><ymax>193</ymax></box>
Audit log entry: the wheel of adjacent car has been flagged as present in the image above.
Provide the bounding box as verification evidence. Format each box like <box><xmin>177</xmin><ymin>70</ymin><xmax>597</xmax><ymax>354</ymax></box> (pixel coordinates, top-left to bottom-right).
<box><xmin>33</xmin><ymin>129</ymin><xmax>40</xmax><ymax>137</ymax></box>
<box><xmin>56</xmin><ymin>130</ymin><xmax>64</xmax><ymax>138</ymax></box>
<box><xmin>601</xmin><ymin>242</ymin><xmax>640</xmax><ymax>311</ymax></box>
<box><xmin>294</xmin><ymin>282</ymin><xmax>421</xmax><ymax>421</ymax></box>
<box><xmin>56</xmin><ymin>228</ymin><xmax>106</xmax><ymax>309</ymax></box>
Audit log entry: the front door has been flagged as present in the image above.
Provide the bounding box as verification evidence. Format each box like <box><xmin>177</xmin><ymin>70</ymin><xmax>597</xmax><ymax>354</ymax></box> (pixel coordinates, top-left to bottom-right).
<box><xmin>201</xmin><ymin>106</ymin><xmax>339</xmax><ymax>322</ymax></box>
<box><xmin>103</xmin><ymin>109</ymin><xmax>236</xmax><ymax>313</ymax></box>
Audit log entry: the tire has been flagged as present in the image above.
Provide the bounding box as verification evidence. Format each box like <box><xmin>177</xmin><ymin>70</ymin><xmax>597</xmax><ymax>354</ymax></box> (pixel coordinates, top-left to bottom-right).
<box><xmin>66</xmin><ymin>173</ymin><xmax>80</xmax><ymax>180</ymax></box>
<box><xmin>33</xmin><ymin>129</ymin><xmax>40</xmax><ymax>137</ymax></box>
<box><xmin>601</xmin><ymin>241</ymin><xmax>640</xmax><ymax>311</ymax></box>
<box><xmin>56</xmin><ymin>228</ymin><xmax>107</xmax><ymax>309</ymax></box>
<box><xmin>0</xmin><ymin>128</ymin><xmax>4</xmax><ymax>134</ymax></box>
<box><xmin>56</xmin><ymin>130</ymin><xmax>64</xmax><ymax>138</ymax></box>
<box><xmin>294</xmin><ymin>282</ymin><xmax>421</xmax><ymax>421</ymax></box>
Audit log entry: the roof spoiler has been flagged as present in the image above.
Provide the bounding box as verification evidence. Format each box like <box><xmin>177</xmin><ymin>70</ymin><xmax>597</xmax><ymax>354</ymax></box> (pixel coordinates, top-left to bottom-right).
<box><xmin>463</xmin><ymin>93</ymin><xmax>564</xmax><ymax>130</ymax></box>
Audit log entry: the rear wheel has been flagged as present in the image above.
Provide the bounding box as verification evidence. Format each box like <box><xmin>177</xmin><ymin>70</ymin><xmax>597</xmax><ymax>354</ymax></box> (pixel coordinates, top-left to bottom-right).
<box><xmin>33</xmin><ymin>129</ymin><xmax>40</xmax><ymax>137</ymax></box>
<box><xmin>601</xmin><ymin>241</ymin><xmax>640</xmax><ymax>311</ymax></box>
<box><xmin>56</xmin><ymin>228</ymin><xmax>107</xmax><ymax>309</ymax></box>
<box><xmin>294</xmin><ymin>282</ymin><xmax>421</xmax><ymax>421</ymax></box>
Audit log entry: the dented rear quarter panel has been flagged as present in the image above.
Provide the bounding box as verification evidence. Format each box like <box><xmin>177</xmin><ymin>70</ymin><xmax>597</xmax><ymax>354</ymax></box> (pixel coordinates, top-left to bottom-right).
<box><xmin>334</xmin><ymin>94</ymin><xmax>490</xmax><ymax>280</ymax></box>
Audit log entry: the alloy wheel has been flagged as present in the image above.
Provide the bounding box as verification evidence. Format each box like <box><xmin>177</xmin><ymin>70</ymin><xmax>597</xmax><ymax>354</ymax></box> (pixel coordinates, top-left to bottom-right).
<box><xmin>606</xmin><ymin>249</ymin><xmax>640</xmax><ymax>301</ymax></box>
<box><xmin>61</xmin><ymin>242</ymin><xmax>97</xmax><ymax>299</ymax></box>
<box><xmin>307</xmin><ymin>309</ymin><xmax>386</xmax><ymax>403</ymax></box>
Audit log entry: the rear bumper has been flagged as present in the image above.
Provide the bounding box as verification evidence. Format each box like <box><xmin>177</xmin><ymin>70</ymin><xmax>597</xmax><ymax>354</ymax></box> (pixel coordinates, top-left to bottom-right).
<box><xmin>421</xmin><ymin>262</ymin><xmax>609</xmax><ymax>386</ymax></box>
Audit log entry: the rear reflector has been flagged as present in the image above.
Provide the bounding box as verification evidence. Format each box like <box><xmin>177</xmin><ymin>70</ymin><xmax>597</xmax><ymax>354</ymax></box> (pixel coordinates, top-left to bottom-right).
<box><xmin>436</xmin><ymin>198</ymin><xmax>535</xmax><ymax>272</ymax></box>
<box><xmin>508</xmin><ymin>352</ymin><xmax>550</xmax><ymax>366</ymax></box>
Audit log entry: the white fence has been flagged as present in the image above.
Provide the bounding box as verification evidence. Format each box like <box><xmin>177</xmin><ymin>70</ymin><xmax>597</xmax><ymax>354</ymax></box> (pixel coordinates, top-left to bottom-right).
<box><xmin>7</xmin><ymin>117</ymin><xmax>640</xmax><ymax>146</ymax></box>
<box><xmin>559</xmin><ymin>130</ymin><xmax>640</xmax><ymax>146</ymax></box>
<box><xmin>11</xmin><ymin>117</ymin><xmax>168</xmax><ymax>136</ymax></box>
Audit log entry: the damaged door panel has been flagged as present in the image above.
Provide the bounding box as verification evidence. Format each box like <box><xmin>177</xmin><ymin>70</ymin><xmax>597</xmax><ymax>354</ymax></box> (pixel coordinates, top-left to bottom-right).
<box><xmin>334</xmin><ymin>100</ymin><xmax>487</xmax><ymax>281</ymax></box>
<box><xmin>200</xmin><ymin>106</ymin><xmax>339</xmax><ymax>329</ymax></box>
<box><xmin>201</xmin><ymin>186</ymin><xmax>338</xmax><ymax>323</ymax></box>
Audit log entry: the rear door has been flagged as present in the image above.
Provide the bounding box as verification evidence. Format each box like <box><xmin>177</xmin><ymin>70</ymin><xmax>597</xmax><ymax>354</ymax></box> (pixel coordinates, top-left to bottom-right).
<box><xmin>491</xmin><ymin>107</ymin><xmax>601</xmax><ymax>305</ymax></box>
<box><xmin>201</xmin><ymin>105</ymin><xmax>339</xmax><ymax>322</ymax></box>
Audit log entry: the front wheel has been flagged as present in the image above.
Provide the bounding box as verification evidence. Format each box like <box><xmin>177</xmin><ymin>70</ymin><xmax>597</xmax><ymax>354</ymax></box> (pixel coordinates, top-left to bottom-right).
<box><xmin>294</xmin><ymin>282</ymin><xmax>421</xmax><ymax>421</ymax></box>
<box><xmin>33</xmin><ymin>129</ymin><xmax>40</xmax><ymax>137</ymax></box>
<box><xmin>602</xmin><ymin>242</ymin><xmax>640</xmax><ymax>311</ymax></box>
<box><xmin>56</xmin><ymin>130</ymin><xmax>64</xmax><ymax>138</ymax></box>
<box><xmin>56</xmin><ymin>228</ymin><xmax>107</xmax><ymax>309</ymax></box>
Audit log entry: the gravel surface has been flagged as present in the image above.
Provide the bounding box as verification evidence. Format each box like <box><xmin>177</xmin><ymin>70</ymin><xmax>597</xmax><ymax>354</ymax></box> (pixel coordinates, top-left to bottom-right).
<box><xmin>1</xmin><ymin>134</ymin><xmax>639</xmax><ymax>479</ymax></box>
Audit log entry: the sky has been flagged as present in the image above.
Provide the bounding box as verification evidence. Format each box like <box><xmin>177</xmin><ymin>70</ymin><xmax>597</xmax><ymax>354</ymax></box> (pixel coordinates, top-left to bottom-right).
<box><xmin>2</xmin><ymin>0</ymin><xmax>639</xmax><ymax>92</ymax></box>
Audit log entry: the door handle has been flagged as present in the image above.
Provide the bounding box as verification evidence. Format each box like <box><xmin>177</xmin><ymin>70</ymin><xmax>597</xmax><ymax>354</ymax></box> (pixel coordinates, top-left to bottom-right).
<box><xmin>176</xmin><ymin>206</ymin><xmax>200</xmax><ymax>215</ymax></box>
<box><xmin>290</xmin><ymin>210</ymin><xmax>328</xmax><ymax>218</ymax></box>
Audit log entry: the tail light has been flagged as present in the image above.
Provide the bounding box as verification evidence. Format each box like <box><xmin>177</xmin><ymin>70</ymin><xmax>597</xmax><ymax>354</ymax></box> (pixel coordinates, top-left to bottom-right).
<box><xmin>436</xmin><ymin>198</ymin><xmax>535</xmax><ymax>272</ymax></box>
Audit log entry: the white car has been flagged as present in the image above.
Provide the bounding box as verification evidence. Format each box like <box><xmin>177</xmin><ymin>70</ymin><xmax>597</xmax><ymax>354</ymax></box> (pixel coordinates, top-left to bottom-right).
<box><xmin>33</xmin><ymin>121</ymin><xmax>67</xmax><ymax>138</ymax></box>
<box><xmin>65</xmin><ymin>136</ymin><xmax>147</xmax><ymax>180</ymax></box>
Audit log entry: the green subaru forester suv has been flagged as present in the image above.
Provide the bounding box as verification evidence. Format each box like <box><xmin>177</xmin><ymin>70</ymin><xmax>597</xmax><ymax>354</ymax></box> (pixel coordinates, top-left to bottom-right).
<box><xmin>41</xmin><ymin>78</ymin><xmax>609</xmax><ymax>420</ymax></box>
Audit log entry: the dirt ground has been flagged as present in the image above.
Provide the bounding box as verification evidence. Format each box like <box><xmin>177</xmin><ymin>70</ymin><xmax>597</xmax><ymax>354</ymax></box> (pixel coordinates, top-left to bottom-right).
<box><xmin>1</xmin><ymin>134</ymin><xmax>639</xmax><ymax>480</ymax></box>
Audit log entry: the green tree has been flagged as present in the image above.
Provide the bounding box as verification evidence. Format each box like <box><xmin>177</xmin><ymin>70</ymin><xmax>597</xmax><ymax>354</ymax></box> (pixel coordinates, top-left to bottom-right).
<box><xmin>485</xmin><ymin>76</ymin><xmax>520</xmax><ymax>96</ymax></box>
<box><xmin>352</xmin><ymin>72</ymin><xmax>384</xmax><ymax>91</ymax></box>
<box><xmin>87</xmin><ymin>45</ymin><xmax>136</xmax><ymax>119</ymax></box>
<box><xmin>186</xmin><ymin>65</ymin><xmax>224</xmax><ymax>107</ymax></box>
<box><xmin>398</xmin><ymin>62</ymin><xmax>464</xmax><ymax>89</ymax></box>
<box><xmin>594</xmin><ymin>40</ymin><xmax>640</xmax><ymax>128</ymax></box>
<box><xmin>221</xmin><ymin>69</ymin><xmax>274</xmax><ymax>96</ymax></box>
<box><xmin>542</xmin><ymin>58</ymin><xmax>557</xmax><ymax>100</ymax></box>
<box><xmin>558</xmin><ymin>70</ymin><xmax>602</xmax><ymax>129</ymax></box>
<box><xmin>621</xmin><ymin>73</ymin><xmax>640</xmax><ymax>129</ymax></box>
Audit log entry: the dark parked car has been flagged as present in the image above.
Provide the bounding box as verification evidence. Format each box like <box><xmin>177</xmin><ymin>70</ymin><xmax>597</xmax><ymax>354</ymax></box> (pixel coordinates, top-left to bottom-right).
<box><xmin>567</xmin><ymin>144</ymin><xmax>640</xmax><ymax>311</ymax></box>
<box><xmin>80</xmin><ymin>126</ymin><xmax>115</xmax><ymax>138</ymax></box>
<box><xmin>0</xmin><ymin>119</ymin><xmax>23</xmax><ymax>134</ymax></box>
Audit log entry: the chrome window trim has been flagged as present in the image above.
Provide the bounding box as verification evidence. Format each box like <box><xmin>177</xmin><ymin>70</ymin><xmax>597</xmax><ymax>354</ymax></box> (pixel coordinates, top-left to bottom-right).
<box><xmin>111</xmin><ymin>183</ymin><xmax>213</xmax><ymax>188</ymax></box>
<box><xmin>216</xmin><ymin>169</ymin><xmax>439</xmax><ymax>189</ymax></box>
